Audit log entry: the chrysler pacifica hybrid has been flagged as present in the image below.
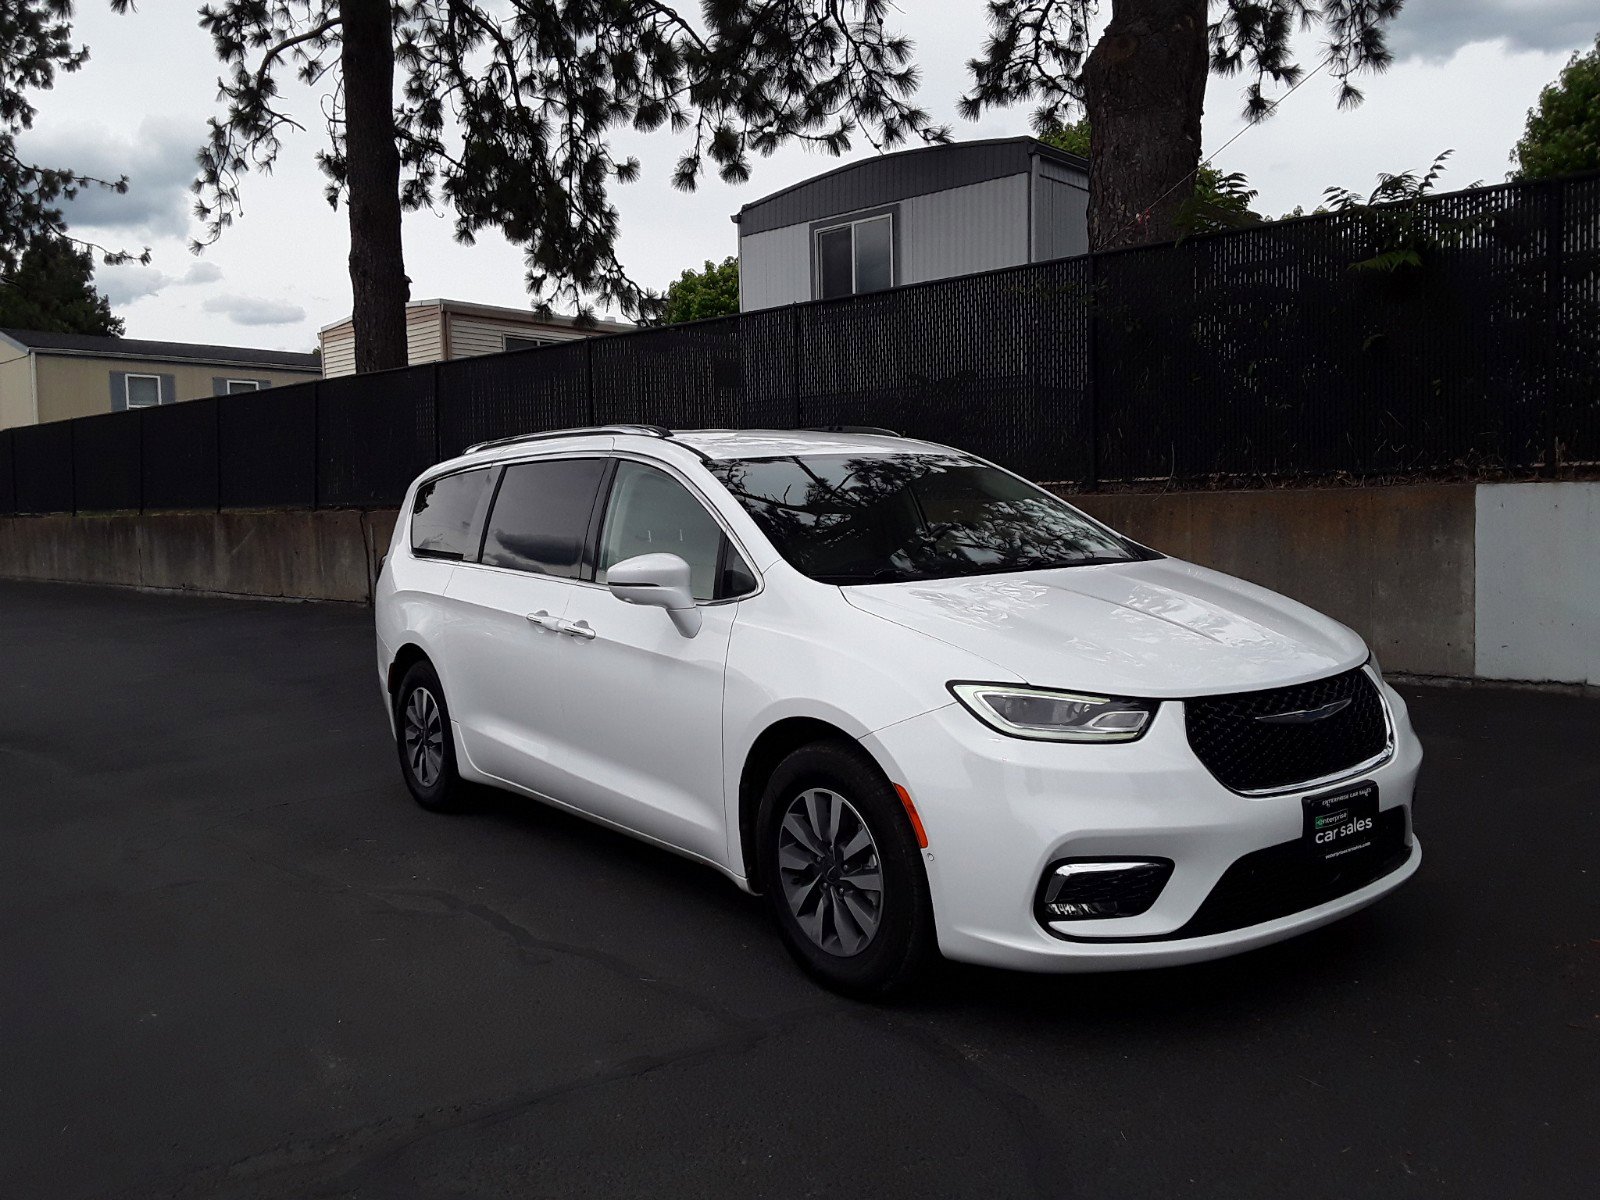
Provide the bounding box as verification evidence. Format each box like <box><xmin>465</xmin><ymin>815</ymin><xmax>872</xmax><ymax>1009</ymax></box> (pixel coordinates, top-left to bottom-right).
<box><xmin>375</xmin><ymin>426</ymin><xmax>1421</xmax><ymax>995</ymax></box>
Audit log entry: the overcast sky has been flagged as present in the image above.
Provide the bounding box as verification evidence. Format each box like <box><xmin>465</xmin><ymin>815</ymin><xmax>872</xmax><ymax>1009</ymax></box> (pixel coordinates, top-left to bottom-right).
<box><xmin>19</xmin><ymin>1</ymin><xmax>1596</xmax><ymax>352</ymax></box>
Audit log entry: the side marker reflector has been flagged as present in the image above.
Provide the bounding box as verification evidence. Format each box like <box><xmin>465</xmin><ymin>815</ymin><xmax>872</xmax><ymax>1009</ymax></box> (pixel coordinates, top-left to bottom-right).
<box><xmin>893</xmin><ymin>783</ymin><xmax>929</xmax><ymax>849</ymax></box>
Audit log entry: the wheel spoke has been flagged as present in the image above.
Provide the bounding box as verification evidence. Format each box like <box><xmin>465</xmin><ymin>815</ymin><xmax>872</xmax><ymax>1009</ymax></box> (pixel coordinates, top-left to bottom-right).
<box><xmin>778</xmin><ymin>843</ymin><xmax>819</xmax><ymax>875</ymax></box>
<box><xmin>841</xmin><ymin>866</ymin><xmax>882</xmax><ymax>894</ymax></box>
<box><xmin>833</xmin><ymin>890</ymin><xmax>871</xmax><ymax>955</ymax></box>
<box><xmin>781</xmin><ymin>811</ymin><xmax>826</xmax><ymax>858</ymax></box>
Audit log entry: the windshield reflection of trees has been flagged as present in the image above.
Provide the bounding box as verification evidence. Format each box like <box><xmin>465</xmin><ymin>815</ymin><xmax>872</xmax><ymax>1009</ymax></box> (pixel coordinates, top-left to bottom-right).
<box><xmin>712</xmin><ymin>455</ymin><xmax>1138</xmax><ymax>584</ymax></box>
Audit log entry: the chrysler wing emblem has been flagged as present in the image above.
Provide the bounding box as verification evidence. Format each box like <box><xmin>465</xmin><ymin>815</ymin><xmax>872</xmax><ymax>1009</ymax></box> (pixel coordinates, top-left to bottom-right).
<box><xmin>1256</xmin><ymin>698</ymin><xmax>1352</xmax><ymax>725</ymax></box>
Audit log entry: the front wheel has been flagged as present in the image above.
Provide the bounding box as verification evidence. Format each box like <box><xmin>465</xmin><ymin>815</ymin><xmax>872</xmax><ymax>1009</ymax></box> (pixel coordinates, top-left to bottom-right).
<box><xmin>394</xmin><ymin>660</ymin><xmax>466</xmax><ymax>812</ymax></box>
<box><xmin>756</xmin><ymin>741</ymin><xmax>937</xmax><ymax>998</ymax></box>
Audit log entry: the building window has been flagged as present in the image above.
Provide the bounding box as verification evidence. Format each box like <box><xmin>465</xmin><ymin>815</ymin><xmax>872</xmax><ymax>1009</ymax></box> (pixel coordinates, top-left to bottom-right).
<box><xmin>224</xmin><ymin>379</ymin><xmax>261</xmax><ymax>394</ymax></box>
<box><xmin>125</xmin><ymin>374</ymin><xmax>162</xmax><ymax>409</ymax></box>
<box><xmin>503</xmin><ymin>335</ymin><xmax>553</xmax><ymax>352</ymax></box>
<box><xmin>815</xmin><ymin>213</ymin><xmax>893</xmax><ymax>300</ymax></box>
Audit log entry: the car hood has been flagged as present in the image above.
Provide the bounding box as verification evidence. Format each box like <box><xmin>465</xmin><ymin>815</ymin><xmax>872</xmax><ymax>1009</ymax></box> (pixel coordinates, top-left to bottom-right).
<box><xmin>840</xmin><ymin>557</ymin><xmax>1368</xmax><ymax>698</ymax></box>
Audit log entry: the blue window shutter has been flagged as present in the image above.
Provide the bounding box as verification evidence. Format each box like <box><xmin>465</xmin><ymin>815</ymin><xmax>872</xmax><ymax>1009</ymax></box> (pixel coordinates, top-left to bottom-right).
<box><xmin>212</xmin><ymin>377</ymin><xmax>226</xmax><ymax>396</ymax></box>
<box><xmin>159</xmin><ymin>374</ymin><xmax>176</xmax><ymax>404</ymax></box>
<box><xmin>109</xmin><ymin>372</ymin><xmax>128</xmax><ymax>412</ymax></box>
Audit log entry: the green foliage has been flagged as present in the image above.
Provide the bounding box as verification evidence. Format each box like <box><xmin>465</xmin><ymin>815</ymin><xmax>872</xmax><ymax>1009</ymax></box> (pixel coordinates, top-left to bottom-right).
<box><xmin>1322</xmin><ymin>151</ymin><xmax>1480</xmax><ymax>273</ymax></box>
<box><xmin>661</xmin><ymin>257</ymin><xmax>739</xmax><ymax>324</ymax></box>
<box><xmin>0</xmin><ymin>2</ymin><xmax>146</xmax><ymax>275</ymax></box>
<box><xmin>195</xmin><ymin>1</ymin><xmax>949</xmax><ymax>319</ymax></box>
<box><xmin>1512</xmin><ymin>35</ymin><xmax>1600</xmax><ymax>181</ymax></box>
<box><xmin>1038</xmin><ymin>118</ymin><xmax>1262</xmax><ymax>235</ymax></box>
<box><xmin>0</xmin><ymin>234</ymin><xmax>123</xmax><ymax>334</ymax></box>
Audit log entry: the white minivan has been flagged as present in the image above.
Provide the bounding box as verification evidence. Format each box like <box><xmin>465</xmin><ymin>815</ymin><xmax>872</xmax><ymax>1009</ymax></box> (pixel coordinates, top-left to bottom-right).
<box><xmin>375</xmin><ymin>426</ymin><xmax>1421</xmax><ymax>995</ymax></box>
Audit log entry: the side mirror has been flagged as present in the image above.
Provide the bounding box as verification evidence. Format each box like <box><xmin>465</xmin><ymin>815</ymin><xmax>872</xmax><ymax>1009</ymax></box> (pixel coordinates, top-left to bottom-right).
<box><xmin>606</xmin><ymin>552</ymin><xmax>702</xmax><ymax>636</ymax></box>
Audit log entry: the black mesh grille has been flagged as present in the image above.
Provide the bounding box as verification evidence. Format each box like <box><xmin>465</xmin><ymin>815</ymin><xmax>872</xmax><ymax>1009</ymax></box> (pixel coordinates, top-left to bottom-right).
<box><xmin>1176</xmin><ymin>808</ymin><xmax>1411</xmax><ymax>938</ymax></box>
<box><xmin>1185</xmin><ymin>667</ymin><xmax>1388</xmax><ymax>793</ymax></box>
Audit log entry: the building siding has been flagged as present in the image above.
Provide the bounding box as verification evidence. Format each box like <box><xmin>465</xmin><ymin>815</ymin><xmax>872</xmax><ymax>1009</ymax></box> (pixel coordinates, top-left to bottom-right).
<box><xmin>736</xmin><ymin>137</ymin><xmax>1085</xmax><ymax>235</ymax></box>
<box><xmin>320</xmin><ymin>307</ymin><xmax>603</xmax><ymax>376</ymax></box>
<box><xmin>898</xmin><ymin>174</ymin><xmax>1031</xmax><ymax>286</ymax></box>
<box><xmin>0</xmin><ymin>349</ymin><xmax>35</xmax><ymax>430</ymax></box>
<box><xmin>319</xmin><ymin>323</ymin><xmax>357</xmax><ymax>377</ymax></box>
<box><xmin>446</xmin><ymin>314</ymin><xmax>584</xmax><ymax>359</ymax></box>
<box><xmin>408</xmin><ymin>306</ymin><xmax>445</xmax><ymax>364</ymax></box>
<box><xmin>34</xmin><ymin>356</ymin><xmax>319</xmax><ymax>424</ymax></box>
<box><xmin>1034</xmin><ymin>160</ymin><xmax>1090</xmax><ymax>261</ymax></box>
<box><xmin>738</xmin><ymin>224</ymin><xmax>814</xmax><ymax>311</ymax></box>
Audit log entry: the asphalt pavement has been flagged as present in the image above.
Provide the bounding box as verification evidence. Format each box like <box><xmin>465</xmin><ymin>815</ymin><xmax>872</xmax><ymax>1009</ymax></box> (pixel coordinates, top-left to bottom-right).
<box><xmin>0</xmin><ymin>580</ymin><xmax>1595</xmax><ymax>1199</ymax></box>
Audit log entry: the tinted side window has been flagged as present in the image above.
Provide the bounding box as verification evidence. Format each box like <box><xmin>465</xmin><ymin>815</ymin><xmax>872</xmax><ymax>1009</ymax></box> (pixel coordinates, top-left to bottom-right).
<box><xmin>598</xmin><ymin>462</ymin><xmax>728</xmax><ymax>602</ymax></box>
<box><xmin>411</xmin><ymin>468</ymin><xmax>492</xmax><ymax>559</ymax></box>
<box><xmin>481</xmin><ymin>458</ymin><xmax>607</xmax><ymax>578</ymax></box>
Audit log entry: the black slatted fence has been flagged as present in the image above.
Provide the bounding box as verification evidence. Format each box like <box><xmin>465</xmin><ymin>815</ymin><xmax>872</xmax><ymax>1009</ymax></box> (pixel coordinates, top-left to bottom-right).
<box><xmin>3</xmin><ymin>172</ymin><xmax>1597</xmax><ymax>518</ymax></box>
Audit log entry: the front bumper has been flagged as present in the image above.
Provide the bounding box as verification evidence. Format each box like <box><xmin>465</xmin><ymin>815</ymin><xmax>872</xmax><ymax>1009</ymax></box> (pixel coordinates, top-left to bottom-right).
<box><xmin>860</xmin><ymin>679</ymin><xmax>1422</xmax><ymax>973</ymax></box>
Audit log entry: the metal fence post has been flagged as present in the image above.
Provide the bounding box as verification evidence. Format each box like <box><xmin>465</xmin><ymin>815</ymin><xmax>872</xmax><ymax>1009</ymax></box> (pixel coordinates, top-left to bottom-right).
<box><xmin>790</xmin><ymin>304</ymin><xmax>801</xmax><ymax>427</ymax></box>
<box><xmin>1545</xmin><ymin>180</ymin><xmax>1566</xmax><ymax>472</ymax></box>
<box><xmin>586</xmin><ymin>338</ymin><xmax>596</xmax><ymax>424</ymax></box>
<box><xmin>311</xmin><ymin>380</ymin><xmax>322</xmax><ymax>510</ymax></box>
<box><xmin>1085</xmin><ymin>252</ymin><xmax>1100</xmax><ymax>491</ymax></box>
<box><xmin>432</xmin><ymin>360</ymin><xmax>443</xmax><ymax>464</ymax></box>
<box><xmin>214</xmin><ymin>399</ymin><xmax>223</xmax><ymax>513</ymax></box>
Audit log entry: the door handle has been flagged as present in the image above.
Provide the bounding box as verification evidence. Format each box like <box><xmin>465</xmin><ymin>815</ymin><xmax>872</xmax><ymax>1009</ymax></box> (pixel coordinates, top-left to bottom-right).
<box><xmin>525</xmin><ymin>610</ymin><xmax>561</xmax><ymax>631</ymax></box>
<box><xmin>557</xmin><ymin>618</ymin><xmax>596</xmax><ymax>640</ymax></box>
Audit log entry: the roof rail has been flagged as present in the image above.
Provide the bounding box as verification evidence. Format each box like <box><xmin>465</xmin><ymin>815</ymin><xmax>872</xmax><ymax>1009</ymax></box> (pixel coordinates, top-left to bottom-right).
<box><xmin>801</xmin><ymin>425</ymin><xmax>902</xmax><ymax>437</ymax></box>
<box><xmin>463</xmin><ymin>424</ymin><xmax>671</xmax><ymax>455</ymax></box>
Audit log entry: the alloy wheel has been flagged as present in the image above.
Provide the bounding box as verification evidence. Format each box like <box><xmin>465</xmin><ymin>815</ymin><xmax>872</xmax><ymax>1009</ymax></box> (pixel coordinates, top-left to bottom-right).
<box><xmin>403</xmin><ymin>686</ymin><xmax>444</xmax><ymax>788</ymax></box>
<box><xmin>777</xmin><ymin>788</ymin><xmax>885</xmax><ymax>957</ymax></box>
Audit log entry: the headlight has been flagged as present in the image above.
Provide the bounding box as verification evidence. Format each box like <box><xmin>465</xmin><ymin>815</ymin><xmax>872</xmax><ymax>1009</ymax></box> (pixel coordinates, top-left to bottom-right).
<box><xmin>948</xmin><ymin>682</ymin><xmax>1158</xmax><ymax>743</ymax></box>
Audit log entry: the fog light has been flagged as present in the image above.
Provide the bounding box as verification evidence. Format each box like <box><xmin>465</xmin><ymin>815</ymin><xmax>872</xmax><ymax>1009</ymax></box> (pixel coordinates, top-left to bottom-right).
<box><xmin>1036</xmin><ymin>859</ymin><xmax>1174</xmax><ymax>923</ymax></box>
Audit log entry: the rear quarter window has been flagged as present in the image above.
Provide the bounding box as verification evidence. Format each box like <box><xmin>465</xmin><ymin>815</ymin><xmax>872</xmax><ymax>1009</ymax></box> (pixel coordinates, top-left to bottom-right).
<box><xmin>411</xmin><ymin>468</ymin><xmax>493</xmax><ymax>560</ymax></box>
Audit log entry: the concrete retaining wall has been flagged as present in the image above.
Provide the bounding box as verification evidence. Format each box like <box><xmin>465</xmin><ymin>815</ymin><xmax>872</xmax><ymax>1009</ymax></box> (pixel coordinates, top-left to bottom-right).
<box><xmin>1</xmin><ymin>481</ymin><xmax>1595</xmax><ymax>685</ymax></box>
<box><xmin>0</xmin><ymin>510</ymin><xmax>398</xmax><ymax>604</ymax></box>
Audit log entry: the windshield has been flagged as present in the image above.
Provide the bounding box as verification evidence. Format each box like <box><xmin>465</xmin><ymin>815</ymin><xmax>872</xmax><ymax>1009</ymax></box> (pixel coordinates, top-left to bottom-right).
<box><xmin>706</xmin><ymin>453</ymin><xmax>1154</xmax><ymax>585</ymax></box>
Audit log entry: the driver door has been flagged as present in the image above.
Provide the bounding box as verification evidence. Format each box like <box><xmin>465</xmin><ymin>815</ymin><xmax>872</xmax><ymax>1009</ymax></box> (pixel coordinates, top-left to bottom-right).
<box><xmin>538</xmin><ymin>459</ymin><xmax>756</xmax><ymax>865</ymax></box>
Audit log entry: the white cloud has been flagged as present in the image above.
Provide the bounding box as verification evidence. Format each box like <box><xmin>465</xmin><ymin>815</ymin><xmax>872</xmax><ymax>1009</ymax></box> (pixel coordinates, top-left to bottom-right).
<box><xmin>95</xmin><ymin>258</ymin><xmax>225</xmax><ymax>307</ymax></box>
<box><xmin>1387</xmin><ymin>1</ymin><xmax>1597</xmax><ymax>61</ymax></box>
<box><xmin>201</xmin><ymin>295</ymin><xmax>308</xmax><ymax>326</ymax></box>
<box><xmin>19</xmin><ymin>116</ymin><xmax>202</xmax><ymax>241</ymax></box>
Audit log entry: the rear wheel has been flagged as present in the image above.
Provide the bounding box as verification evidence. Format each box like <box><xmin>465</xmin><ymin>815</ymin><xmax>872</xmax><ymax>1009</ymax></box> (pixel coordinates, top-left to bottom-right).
<box><xmin>394</xmin><ymin>661</ymin><xmax>465</xmax><ymax>812</ymax></box>
<box><xmin>756</xmin><ymin>741</ymin><xmax>936</xmax><ymax>998</ymax></box>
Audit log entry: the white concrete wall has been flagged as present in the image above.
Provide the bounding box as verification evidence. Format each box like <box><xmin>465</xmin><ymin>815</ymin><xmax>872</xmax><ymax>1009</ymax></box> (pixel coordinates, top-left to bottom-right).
<box><xmin>1475</xmin><ymin>481</ymin><xmax>1600</xmax><ymax>685</ymax></box>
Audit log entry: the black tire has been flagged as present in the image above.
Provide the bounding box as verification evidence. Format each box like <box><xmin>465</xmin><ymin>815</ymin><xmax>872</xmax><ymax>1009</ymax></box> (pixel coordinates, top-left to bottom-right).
<box><xmin>394</xmin><ymin>660</ymin><xmax>466</xmax><ymax>812</ymax></box>
<box><xmin>756</xmin><ymin>740</ymin><xmax>937</xmax><ymax>999</ymax></box>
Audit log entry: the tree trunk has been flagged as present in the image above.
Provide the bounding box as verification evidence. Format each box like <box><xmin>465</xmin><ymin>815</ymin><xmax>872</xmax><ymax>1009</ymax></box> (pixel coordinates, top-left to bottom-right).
<box><xmin>341</xmin><ymin>0</ymin><xmax>409</xmax><ymax>373</ymax></box>
<box><xmin>1082</xmin><ymin>0</ymin><xmax>1209</xmax><ymax>251</ymax></box>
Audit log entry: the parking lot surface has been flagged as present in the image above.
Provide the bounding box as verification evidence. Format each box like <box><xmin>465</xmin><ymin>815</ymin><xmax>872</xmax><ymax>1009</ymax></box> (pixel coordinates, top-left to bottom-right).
<box><xmin>1</xmin><ymin>580</ymin><xmax>1596</xmax><ymax>1199</ymax></box>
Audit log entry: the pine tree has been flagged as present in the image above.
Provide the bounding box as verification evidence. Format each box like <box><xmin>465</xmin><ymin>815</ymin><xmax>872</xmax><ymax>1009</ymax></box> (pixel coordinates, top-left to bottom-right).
<box><xmin>194</xmin><ymin>1</ymin><xmax>945</xmax><ymax>372</ymax></box>
<box><xmin>963</xmin><ymin>1</ymin><xmax>1403</xmax><ymax>250</ymax></box>
<box><xmin>0</xmin><ymin>234</ymin><xmax>124</xmax><ymax>334</ymax></box>
<box><xmin>0</xmin><ymin>2</ymin><xmax>146</xmax><ymax>276</ymax></box>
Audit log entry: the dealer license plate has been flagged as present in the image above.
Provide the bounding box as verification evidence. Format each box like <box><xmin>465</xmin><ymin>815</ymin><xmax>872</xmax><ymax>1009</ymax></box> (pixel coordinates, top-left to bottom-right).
<box><xmin>1302</xmin><ymin>781</ymin><xmax>1380</xmax><ymax>865</ymax></box>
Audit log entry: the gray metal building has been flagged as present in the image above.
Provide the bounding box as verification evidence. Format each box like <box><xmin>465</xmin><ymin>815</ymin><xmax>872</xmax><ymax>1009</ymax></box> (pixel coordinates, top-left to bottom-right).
<box><xmin>733</xmin><ymin>137</ymin><xmax>1089</xmax><ymax>312</ymax></box>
